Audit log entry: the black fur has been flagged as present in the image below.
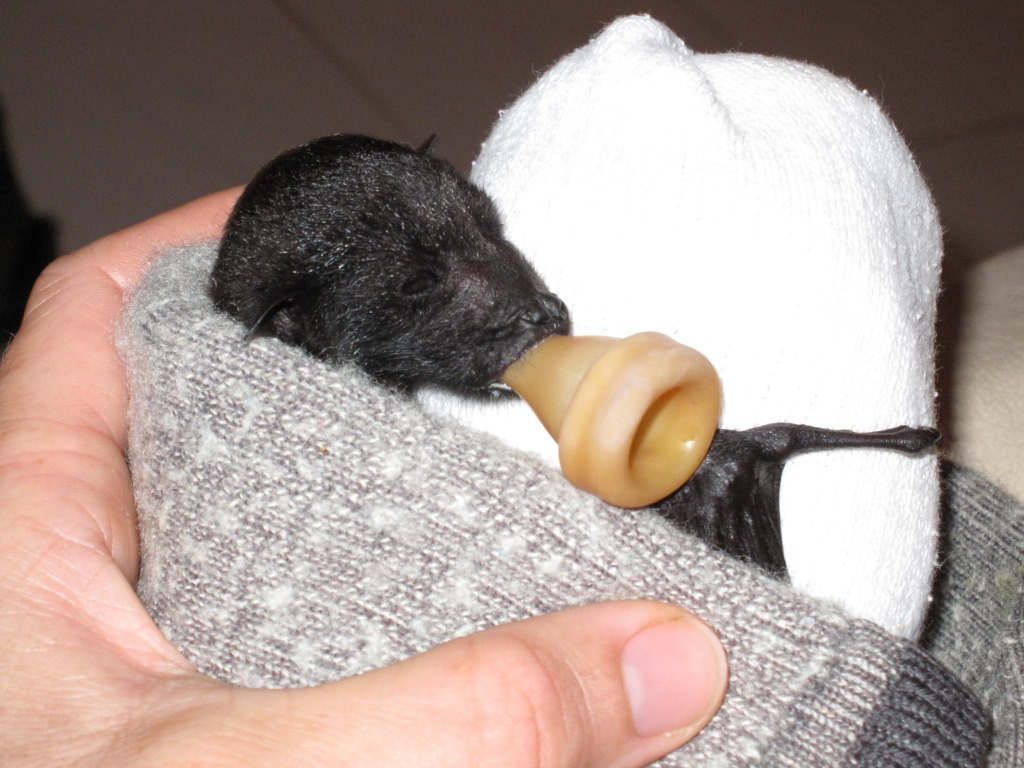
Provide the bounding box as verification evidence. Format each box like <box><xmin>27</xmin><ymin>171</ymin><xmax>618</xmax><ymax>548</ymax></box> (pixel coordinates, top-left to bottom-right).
<box><xmin>211</xmin><ymin>134</ymin><xmax>569</xmax><ymax>393</ymax></box>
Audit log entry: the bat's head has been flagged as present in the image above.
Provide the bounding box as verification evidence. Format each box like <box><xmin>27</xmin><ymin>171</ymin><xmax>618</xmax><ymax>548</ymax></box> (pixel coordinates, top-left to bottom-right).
<box><xmin>211</xmin><ymin>134</ymin><xmax>570</xmax><ymax>393</ymax></box>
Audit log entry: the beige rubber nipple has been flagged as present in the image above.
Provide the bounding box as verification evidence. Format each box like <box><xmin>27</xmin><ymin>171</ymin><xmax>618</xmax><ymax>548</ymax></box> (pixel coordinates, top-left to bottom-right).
<box><xmin>500</xmin><ymin>332</ymin><xmax>721</xmax><ymax>508</ymax></box>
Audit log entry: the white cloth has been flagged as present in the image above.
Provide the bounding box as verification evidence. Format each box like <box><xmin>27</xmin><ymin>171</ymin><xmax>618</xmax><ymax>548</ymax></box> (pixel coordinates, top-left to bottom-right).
<box><xmin>420</xmin><ymin>15</ymin><xmax>943</xmax><ymax>638</ymax></box>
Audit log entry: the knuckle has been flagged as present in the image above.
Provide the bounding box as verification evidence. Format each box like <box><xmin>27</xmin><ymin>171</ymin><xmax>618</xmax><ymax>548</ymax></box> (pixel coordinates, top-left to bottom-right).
<box><xmin>455</xmin><ymin>632</ymin><xmax>593</xmax><ymax>768</ymax></box>
<box><xmin>20</xmin><ymin>258</ymin><xmax>72</xmax><ymax>316</ymax></box>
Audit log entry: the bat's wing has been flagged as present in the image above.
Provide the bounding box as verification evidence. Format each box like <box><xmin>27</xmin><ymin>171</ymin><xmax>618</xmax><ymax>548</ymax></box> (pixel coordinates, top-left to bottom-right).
<box><xmin>650</xmin><ymin>424</ymin><xmax>939</xmax><ymax>579</ymax></box>
<box><xmin>652</xmin><ymin>430</ymin><xmax>788</xmax><ymax>578</ymax></box>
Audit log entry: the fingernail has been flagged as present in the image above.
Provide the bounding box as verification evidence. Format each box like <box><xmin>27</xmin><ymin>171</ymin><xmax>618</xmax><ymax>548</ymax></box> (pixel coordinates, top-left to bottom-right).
<box><xmin>622</xmin><ymin>616</ymin><xmax>729</xmax><ymax>738</ymax></box>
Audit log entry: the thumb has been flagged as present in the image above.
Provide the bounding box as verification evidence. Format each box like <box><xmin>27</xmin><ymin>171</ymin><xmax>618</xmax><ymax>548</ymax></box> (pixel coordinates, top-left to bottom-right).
<box><xmin>155</xmin><ymin>600</ymin><xmax>728</xmax><ymax>767</ymax></box>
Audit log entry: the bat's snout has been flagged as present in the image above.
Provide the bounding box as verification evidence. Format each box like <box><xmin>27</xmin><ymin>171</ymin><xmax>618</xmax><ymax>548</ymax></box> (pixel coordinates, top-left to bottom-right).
<box><xmin>515</xmin><ymin>291</ymin><xmax>570</xmax><ymax>335</ymax></box>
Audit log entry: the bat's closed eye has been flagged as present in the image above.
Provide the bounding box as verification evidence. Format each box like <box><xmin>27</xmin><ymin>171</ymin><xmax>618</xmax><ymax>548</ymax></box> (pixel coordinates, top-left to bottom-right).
<box><xmin>401</xmin><ymin>270</ymin><xmax>439</xmax><ymax>296</ymax></box>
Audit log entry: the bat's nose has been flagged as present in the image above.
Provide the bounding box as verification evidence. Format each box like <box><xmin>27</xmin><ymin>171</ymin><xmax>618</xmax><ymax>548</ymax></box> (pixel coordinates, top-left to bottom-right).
<box><xmin>518</xmin><ymin>291</ymin><xmax>570</xmax><ymax>334</ymax></box>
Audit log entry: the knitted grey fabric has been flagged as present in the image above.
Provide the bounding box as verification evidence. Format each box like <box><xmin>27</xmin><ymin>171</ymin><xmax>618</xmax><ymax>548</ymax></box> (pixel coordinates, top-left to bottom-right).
<box><xmin>924</xmin><ymin>467</ymin><xmax>1024</xmax><ymax>766</ymax></box>
<box><xmin>119</xmin><ymin>243</ymin><xmax>990</xmax><ymax>767</ymax></box>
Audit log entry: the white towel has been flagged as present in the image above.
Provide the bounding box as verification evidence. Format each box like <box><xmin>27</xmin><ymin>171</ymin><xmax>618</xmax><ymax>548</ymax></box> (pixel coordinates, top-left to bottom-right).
<box><xmin>420</xmin><ymin>15</ymin><xmax>942</xmax><ymax>638</ymax></box>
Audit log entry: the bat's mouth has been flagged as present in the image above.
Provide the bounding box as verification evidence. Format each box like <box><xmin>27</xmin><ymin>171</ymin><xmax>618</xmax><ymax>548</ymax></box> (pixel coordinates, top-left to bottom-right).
<box><xmin>428</xmin><ymin>291</ymin><xmax>570</xmax><ymax>396</ymax></box>
<box><xmin>451</xmin><ymin>337</ymin><xmax>550</xmax><ymax>397</ymax></box>
<box><xmin>478</xmin><ymin>326</ymin><xmax>567</xmax><ymax>397</ymax></box>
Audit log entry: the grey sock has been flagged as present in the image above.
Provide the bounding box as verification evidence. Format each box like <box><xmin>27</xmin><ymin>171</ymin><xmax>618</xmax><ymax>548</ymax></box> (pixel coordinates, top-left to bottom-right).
<box><xmin>924</xmin><ymin>467</ymin><xmax>1024</xmax><ymax>766</ymax></box>
<box><xmin>119</xmin><ymin>243</ymin><xmax>992</xmax><ymax>766</ymax></box>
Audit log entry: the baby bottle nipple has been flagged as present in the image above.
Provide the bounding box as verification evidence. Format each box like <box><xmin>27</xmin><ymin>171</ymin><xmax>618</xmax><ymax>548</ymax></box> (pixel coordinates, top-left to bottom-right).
<box><xmin>500</xmin><ymin>332</ymin><xmax>721</xmax><ymax>508</ymax></box>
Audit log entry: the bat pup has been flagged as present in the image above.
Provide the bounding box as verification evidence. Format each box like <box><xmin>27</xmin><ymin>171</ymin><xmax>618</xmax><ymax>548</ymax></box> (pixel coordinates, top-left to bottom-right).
<box><xmin>211</xmin><ymin>134</ymin><xmax>570</xmax><ymax>394</ymax></box>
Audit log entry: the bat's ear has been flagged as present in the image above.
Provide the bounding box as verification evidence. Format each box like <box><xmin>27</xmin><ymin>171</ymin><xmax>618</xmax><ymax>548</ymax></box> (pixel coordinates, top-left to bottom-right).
<box><xmin>416</xmin><ymin>134</ymin><xmax>437</xmax><ymax>154</ymax></box>
<box><xmin>244</xmin><ymin>288</ymin><xmax>299</xmax><ymax>342</ymax></box>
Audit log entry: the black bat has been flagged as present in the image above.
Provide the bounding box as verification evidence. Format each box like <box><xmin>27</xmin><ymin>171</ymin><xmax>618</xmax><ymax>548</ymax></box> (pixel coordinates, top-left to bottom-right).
<box><xmin>212</xmin><ymin>133</ymin><xmax>938</xmax><ymax>579</ymax></box>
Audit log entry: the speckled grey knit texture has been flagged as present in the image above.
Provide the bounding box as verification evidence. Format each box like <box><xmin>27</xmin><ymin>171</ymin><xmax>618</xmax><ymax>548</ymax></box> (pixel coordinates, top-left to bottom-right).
<box><xmin>923</xmin><ymin>467</ymin><xmax>1024</xmax><ymax>766</ymax></box>
<box><xmin>119</xmin><ymin>243</ymin><xmax>990</xmax><ymax>767</ymax></box>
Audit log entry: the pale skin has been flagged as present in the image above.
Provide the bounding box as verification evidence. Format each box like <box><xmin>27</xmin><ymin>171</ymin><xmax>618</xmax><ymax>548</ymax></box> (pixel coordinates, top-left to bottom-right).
<box><xmin>0</xmin><ymin>189</ymin><xmax>728</xmax><ymax>767</ymax></box>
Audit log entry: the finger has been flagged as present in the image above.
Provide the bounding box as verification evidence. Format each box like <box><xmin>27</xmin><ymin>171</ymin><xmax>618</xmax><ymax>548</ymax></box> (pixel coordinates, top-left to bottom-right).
<box><xmin>139</xmin><ymin>602</ymin><xmax>728</xmax><ymax>768</ymax></box>
<box><xmin>0</xmin><ymin>189</ymin><xmax>240</xmax><ymax>560</ymax></box>
<box><xmin>0</xmin><ymin>190</ymin><xmax>239</xmax><ymax>664</ymax></box>
<box><xmin>5</xmin><ymin>188</ymin><xmax>241</xmax><ymax>442</ymax></box>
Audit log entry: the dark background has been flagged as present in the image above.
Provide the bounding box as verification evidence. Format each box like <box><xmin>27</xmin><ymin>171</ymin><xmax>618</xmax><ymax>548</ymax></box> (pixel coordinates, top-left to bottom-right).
<box><xmin>2</xmin><ymin>2</ymin><xmax>1021</xmax><ymax>349</ymax></box>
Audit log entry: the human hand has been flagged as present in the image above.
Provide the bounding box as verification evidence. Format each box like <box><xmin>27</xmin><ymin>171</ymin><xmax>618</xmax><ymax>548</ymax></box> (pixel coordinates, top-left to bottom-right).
<box><xmin>0</xmin><ymin>191</ymin><xmax>728</xmax><ymax>767</ymax></box>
